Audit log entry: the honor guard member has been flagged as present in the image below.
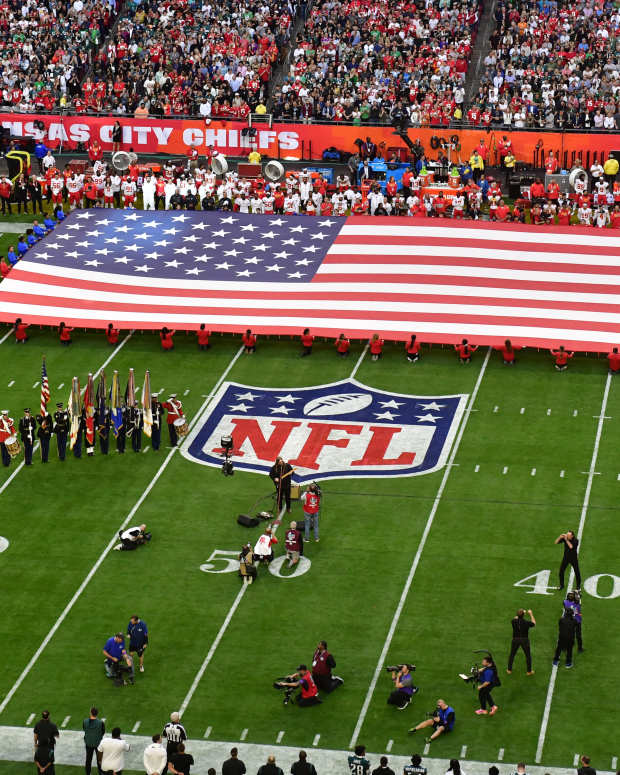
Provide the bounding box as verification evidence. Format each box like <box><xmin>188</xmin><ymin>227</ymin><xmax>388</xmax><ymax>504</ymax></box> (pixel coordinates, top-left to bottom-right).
<box><xmin>116</xmin><ymin>407</ymin><xmax>127</xmax><ymax>454</ymax></box>
<box><xmin>36</xmin><ymin>408</ymin><xmax>53</xmax><ymax>463</ymax></box>
<box><xmin>151</xmin><ymin>395</ymin><xmax>163</xmax><ymax>451</ymax></box>
<box><xmin>162</xmin><ymin>712</ymin><xmax>187</xmax><ymax>762</ymax></box>
<box><xmin>96</xmin><ymin>403</ymin><xmax>111</xmax><ymax>455</ymax></box>
<box><xmin>73</xmin><ymin>407</ymin><xmax>85</xmax><ymax>458</ymax></box>
<box><xmin>129</xmin><ymin>405</ymin><xmax>143</xmax><ymax>452</ymax></box>
<box><xmin>53</xmin><ymin>402</ymin><xmax>69</xmax><ymax>461</ymax></box>
<box><xmin>269</xmin><ymin>456</ymin><xmax>293</xmax><ymax>512</ymax></box>
<box><xmin>19</xmin><ymin>408</ymin><xmax>37</xmax><ymax>465</ymax></box>
<box><xmin>161</xmin><ymin>394</ymin><xmax>184</xmax><ymax>446</ymax></box>
<box><xmin>0</xmin><ymin>410</ymin><xmax>16</xmax><ymax>467</ymax></box>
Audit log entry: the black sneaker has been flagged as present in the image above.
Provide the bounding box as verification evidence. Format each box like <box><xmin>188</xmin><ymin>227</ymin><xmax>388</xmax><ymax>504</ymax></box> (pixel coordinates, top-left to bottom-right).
<box><xmin>412</xmin><ymin>686</ymin><xmax>420</xmax><ymax>695</ymax></box>
<box><xmin>397</xmin><ymin>699</ymin><xmax>410</xmax><ymax>710</ymax></box>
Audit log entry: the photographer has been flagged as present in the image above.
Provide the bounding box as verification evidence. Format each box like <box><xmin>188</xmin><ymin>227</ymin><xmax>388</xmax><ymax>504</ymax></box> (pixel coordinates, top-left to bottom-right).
<box><xmin>408</xmin><ymin>699</ymin><xmax>455</xmax><ymax>741</ymax></box>
<box><xmin>476</xmin><ymin>656</ymin><xmax>500</xmax><ymax>716</ymax></box>
<box><xmin>113</xmin><ymin>524</ymin><xmax>151</xmax><ymax>552</ymax></box>
<box><xmin>103</xmin><ymin>633</ymin><xmax>134</xmax><ymax>684</ymax></box>
<box><xmin>553</xmin><ymin>609</ymin><xmax>576</xmax><ymax>669</ymax></box>
<box><xmin>387</xmin><ymin>664</ymin><xmax>418</xmax><ymax>710</ymax></box>
<box><xmin>278</xmin><ymin>665</ymin><xmax>321</xmax><ymax>707</ymax></box>
<box><xmin>507</xmin><ymin>609</ymin><xmax>536</xmax><ymax>675</ymax></box>
<box><xmin>564</xmin><ymin>592</ymin><xmax>583</xmax><ymax>653</ymax></box>
<box><xmin>312</xmin><ymin>640</ymin><xmax>343</xmax><ymax>693</ymax></box>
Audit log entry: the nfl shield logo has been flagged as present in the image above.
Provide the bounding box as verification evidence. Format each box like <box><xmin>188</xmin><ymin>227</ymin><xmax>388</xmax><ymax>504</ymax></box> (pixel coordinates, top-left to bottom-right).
<box><xmin>182</xmin><ymin>379</ymin><xmax>468</xmax><ymax>483</ymax></box>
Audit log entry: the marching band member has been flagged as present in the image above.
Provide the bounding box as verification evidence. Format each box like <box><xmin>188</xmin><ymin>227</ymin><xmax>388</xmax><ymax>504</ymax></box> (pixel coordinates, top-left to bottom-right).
<box><xmin>0</xmin><ymin>409</ymin><xmax>16</xmax><ymax>467</ymax></box>
<box><xmin>161</xmin><ymin>393</ymin><xmax>184</xmax><ymax>447</ymax></box>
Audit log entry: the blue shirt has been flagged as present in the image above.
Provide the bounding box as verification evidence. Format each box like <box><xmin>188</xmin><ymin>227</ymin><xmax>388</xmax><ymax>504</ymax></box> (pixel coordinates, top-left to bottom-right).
<box><xmin>17</xmin><ymin>241</ymin><xmax>28</xmax><ymax>256</ymax></box>
<box><xmin>27</xmin><ymin>234</ymin><xmax>36</xmax><ymax>247</ymax></box>
<box><xmin>33</xmin><ymin>224</ymin><xmax>45</xmax><ymax>238</ymax></box>
<box><xmin>564</xmin><ymin>599</ymin><xmax>582</xmax><ymax>624</ymax></box>
<box><xmin>480</xmin><ymin>666</ymin><xmax>495</xmax><ymax>684</ymax></box>
<box><xmin>103</xmin><ymin>636</ymin><xmax>126</xmax><ymax>663</ymax></box>
<box><xmin>127</xmin><ymin>619</ymin><xmax>148</xmax><ymax>648</ymax></box>
<box><xmin>34</xmin><ymin>142</ymin><xmax>48</xmax><ymax>159</ymax></box>
<box><xmin>44</xmin><ymin>217</ymin><xmax>55</xmax><ymax>231</ymax></box>
<box><xmin>8</xmin><ymin>249</ymin><xmax>18</xmax><ymax>265</ymax></box>
<box><xmin>56</xmin><ymin>209</ymin><xmax>66</xmax><ymax>221</ymax></box>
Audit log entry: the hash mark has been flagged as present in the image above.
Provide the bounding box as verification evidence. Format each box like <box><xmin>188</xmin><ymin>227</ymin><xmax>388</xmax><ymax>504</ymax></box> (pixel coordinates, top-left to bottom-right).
<box><xmin>531</xmin><ymin>468</ymin><xmax>537</xmax><ymax>476</ymax></box>
<box><xmin>57</xmin><ymin>383</ymin><xmax>64</xmax><ymax>389</ymax></box>
<box><xmin>61</xmin><ymin>716</ymin><xmax>70</xmax><ymax>728</ymax></box>
<box><xmin>276</xmin><ymin>731</ymin><xmax>285</xmax><ymax>744</ymax></box>
<box><xmin>547</xmin><ymin>408</ymin><xmax>551</xmax><ymax>416</ymax></box>
<box><xmin>573</xmin><ymin>410</ymin><xmax>578</xmax><ymax>417</ymax></box>
<box><xmin>7</xmin><ymin>380</ymin><xmax>14</xmax><ymax>387</ymax></box>
<box><xmin>474</xmin><ymin>464</ymin><xmax>480</xmax><ymax>473</ymax></box>
<box><xmin>240</xmin><ymin>728</ymin><xmax>248</xmax><ymax>741</ymax></box>
<box><xmin>560</xmin><ymin>470</ymin><xmax>565</xmax><ymax>478</ymax></box>
<box><xmin>386</xmin><ymin>739</ymin><xmax>393</xmax><ymax>752</ymax></box>
<box><xmin>423</xmin><ymin>743</ymin><xmax>430</xmax><ymax>756</ymax></box>
<box><xmin>132</xmin><ymin>721</ymin><xmax>141</xmax><ymax>733</ymax></box>
<box><xmin>502</xmin><ymin>466</ymin><xmax>508</xmax><ymax>475</ymax></box>
<box><xmin>142</xmin><ymin>446</ymin><xmax>150</xmax><ymax>453</ymax></box>
<box><xmin>520</xmin><ymin>407</ymin><xmax>525</xmax><ymax>414</ymax></box>
<box><xmin>26</xmin><ymin>713</ymin><xmax>35</xmax><ymax>725</ymax></box>
<box><xmin>498</xmin><ymin>749</ymin><xmax>505</xmax><ymax>761</ymax></box>
<box><xmin>183</xmin><ymin>389</ymin><xmax>190</xmax><ymax>396</ymax></box>
<box><xmin>617</xmin><ymin>474</ymin><xmax>620</xmax><ymax>481</ymax></box>
<box><xmin>460</xmin><ymin>745</ymin><xmax>467</xmax><ymax>758</ymax></box>
<box><xmin>493</xmin><ymin>405</ymin><xmax>498</xmax><ymax>413</ymax></box>
<box><xmin>574</xmin><ymin>755</ymin><xmax>580</xmax><ymax>767</ymax></box>
<box><xmin>612</xmin><ymin>758</ymin><xmax>617</xmax><ymax>770</ymax></box>
<box><xmin>203</xmin><ymin>726</ymin><xmax>212</xmax><ymax>739</ymax></box>
<box><xmin>312</xmin><ymin>734</ymin><xmax>320</xmax><ymax>746</ymax></box>
<box><xmin>32</xmin><ymin>381</ymin><xmax>39</xmax><ymax>388</ymax></box>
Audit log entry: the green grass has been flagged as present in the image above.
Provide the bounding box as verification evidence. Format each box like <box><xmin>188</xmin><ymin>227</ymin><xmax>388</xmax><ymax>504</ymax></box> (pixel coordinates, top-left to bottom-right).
<box><xmin>0</xmin><ymin>329</ymin><xmax>618</xmax><ymax>769</ymax></box>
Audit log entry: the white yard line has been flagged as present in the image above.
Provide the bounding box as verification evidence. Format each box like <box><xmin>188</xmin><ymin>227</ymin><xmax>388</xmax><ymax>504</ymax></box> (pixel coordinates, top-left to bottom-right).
<box><xmin>535</xmin><ymin>372</ymin><xmax>612</xmax><ymax>764</ymax></box>
<box><xmin>0</xmin><ymin>345</ymin><xmax>244</xmax><ymax>716</ymax></box>
<box><xmin>349</xmin><ymin>348</ymin><xmax>492</xmax><ymax>749</ymax></box>
<box><xmin>0</xmin><ymin>328</ymin><xmax>14</xmax><ymax>345</ymax></box>
<box><xmin>349</xmin><ymin>344</ymin><xmax>369</xmax><ymax>379</ymax></box>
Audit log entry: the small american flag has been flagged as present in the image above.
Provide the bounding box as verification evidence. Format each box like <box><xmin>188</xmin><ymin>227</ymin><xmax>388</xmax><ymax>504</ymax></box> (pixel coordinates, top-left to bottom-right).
<box><xmin>2</xmin><ymin>209</ymin><xmax>620</xmax><ymax>350</ymax></box>
<box><xmin>40</xmin><ymin>358</ymin><xmax>50</xmax><ymax>417</ymax></box>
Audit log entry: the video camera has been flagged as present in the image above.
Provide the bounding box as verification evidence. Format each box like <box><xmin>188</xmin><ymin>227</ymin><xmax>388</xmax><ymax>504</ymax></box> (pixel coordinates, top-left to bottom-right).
<box><xmin>220</xmin><ymin>435</ymin><xmax>234</xmax><ymax>476</ymax></box>
<box><xmin>385</xmin><ymin>663</ymin><xmax>416</xmax><ymax>672</ymax></box>
<box><xmin>566</xmin><ymin>589</ymin><xmax>581</xmax><ymax>605</ymax></box>
<box><xmin>459</xmin><ymin>649</ymin><xmax>494</xmax><ymax>689</ymax></box>
<box><xmin>273</xmin><ymin>675</ymin><xmax>297</xmax><ymax>705</ymax></box>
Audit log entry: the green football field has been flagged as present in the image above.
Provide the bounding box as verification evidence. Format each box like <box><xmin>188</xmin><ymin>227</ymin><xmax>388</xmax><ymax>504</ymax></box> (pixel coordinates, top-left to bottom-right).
<box><xmin>0</xmin><ymin>327</ymin><xmax>618</xmax><ymax>771</ymax></box>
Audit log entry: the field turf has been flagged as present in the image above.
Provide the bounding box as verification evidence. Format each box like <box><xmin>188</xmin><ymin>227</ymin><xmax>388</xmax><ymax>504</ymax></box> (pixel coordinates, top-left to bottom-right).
<box><xmin>0</xmin><ymin>327</ymin><xmax>618</xmax><ymax>771</ymax></box>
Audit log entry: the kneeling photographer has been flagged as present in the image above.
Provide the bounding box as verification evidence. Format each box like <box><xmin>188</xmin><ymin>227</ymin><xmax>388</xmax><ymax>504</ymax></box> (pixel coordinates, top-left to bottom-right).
<box><xmin>114</xmin><ymin>523</ymin><xmax>151</xmax><ymax>551</ymax></box>
<box><xmin>386</xmin><ymin>663</ymin><xmax>418</xmax><ymax>710</ymax></box>
<box><xmin>408</xmin><ymin>698</ymin><xmax>455</xmax><ymax>742</ymax></box>
<box><xmin>275</xmin><ymin>664</ymin><xmax>322</xmax><ymax>707</ymax></box>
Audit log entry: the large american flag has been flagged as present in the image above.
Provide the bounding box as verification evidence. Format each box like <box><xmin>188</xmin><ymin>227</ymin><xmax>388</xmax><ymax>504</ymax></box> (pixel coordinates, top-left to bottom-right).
<box><xmin>1</xmin><ymin>209</ymin><xmax>620</xmax><ymax>350</ymax></box>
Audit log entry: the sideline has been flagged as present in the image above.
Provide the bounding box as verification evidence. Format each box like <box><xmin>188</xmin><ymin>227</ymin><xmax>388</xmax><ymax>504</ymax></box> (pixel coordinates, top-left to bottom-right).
<box><xmin>534</xmin><ymin>371</ymin><xmax>613</xmax><ymax>763</ymax></box>
<box><xmin>0</xmin><ymin>344</ymin><xmax>244</xmax><ymax>715</ymax></box>
<box><xmin>0</xmin><ymin>331</ymin><xmax>134</xmax><ymax>498</ymax></box>
<box><xmin>349</xmin><ymin>347</ymin><xmax>492</xmax><ymax>749</ymax></box>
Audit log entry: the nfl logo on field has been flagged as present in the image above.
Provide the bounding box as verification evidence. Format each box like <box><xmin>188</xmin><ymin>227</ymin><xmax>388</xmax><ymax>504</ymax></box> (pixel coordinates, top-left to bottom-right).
<box><xmin>183</xmin><ymin>380</ymin><xmax>468</xmax><ymax>482</ymax></box>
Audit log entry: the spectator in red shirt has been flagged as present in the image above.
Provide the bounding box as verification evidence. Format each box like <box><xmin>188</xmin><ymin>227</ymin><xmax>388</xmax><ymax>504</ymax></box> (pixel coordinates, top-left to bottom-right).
<box><xmin>608</xmin><ymin>347</ymin><xmax>620</xmax><ymax>374</ymax></box>
<box><xmin>160</xmin><ymin>327</ymin><xmax>175</xmax><ymax>351</ymax></box>
<box><xmin>242</xmin><ymin>329</ymin><xmax>256</xmax><ymax>354</ymax></box>
<box><xmin>455</xmin><ymin>338</ymin><xmax>477</xmax><ymax>363</ymax></box>
<box><xmin>550</xmin><ymin>346</ymin><xmax>573</xmax><ymax>371</ymax></box>
<box><xmin>59</xmin><ymin>321</ymin><xmax>74</xmax><ymax>346</ymax></box>
<box><xmin>495</xmin><ymin>200</ymin><xmax>511</xmax><ymax>222</ymax></box>
<box><xmin>15</xmin><ymin>318</ymin><xmax>29</xmax><ymax>343</ymax></box>
<box><xmin>530</xmin><ymin>179</ymin><xmax>546</xmax><ymax>202</ymax></box>
<box><xmin>405</xmin><ymin>334</ymin><xmax>421</xmax><ymax>363</ymax></box>
<box><xmin>106</xmin><ymin>323</ymin><xmax>119</xmax><ymax>345</ymax></box>
<box><xmin>497</xmin><ymin>339</ymin><xmax>522</xmax><ymax>366</ymax></box>
<box><xmin>335</xmin><ymin>333</ymin><xmax>350</xmax><ymax>357</ymax></box>
<box><xmin>545</xmin><ymin>152</ymin><xmax>559</xmax><ymax>175</ymax></box>
<box><xmin>197</xmin><ymin>324</ymin><xmax>211</xmax><ymax>350</ymax></box>
<box><xmin>369</xmin><ymin>333</ymin><xmax>384</xmax><ymax>361</ymax></box>
<box><xmin>88</xmin><ymin>140</ymin><xmax>103</xmax><ymax>164</ymax></box>
<box><xmin>0</xmin><ymin>260</ymin><xmax>10</xmax><ymax>279</ymax></box>
<box><xmin>300</xmin><ymin>327</ymin><xmax>314</xmax><ymax>357</ymax></box>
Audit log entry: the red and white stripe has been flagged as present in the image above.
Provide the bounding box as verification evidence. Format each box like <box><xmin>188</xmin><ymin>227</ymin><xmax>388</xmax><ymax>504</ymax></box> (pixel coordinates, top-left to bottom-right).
<box><xmin>1</xmin><ymin>218</ymin><xmax>620</xmax><ymax>350</ymax></box>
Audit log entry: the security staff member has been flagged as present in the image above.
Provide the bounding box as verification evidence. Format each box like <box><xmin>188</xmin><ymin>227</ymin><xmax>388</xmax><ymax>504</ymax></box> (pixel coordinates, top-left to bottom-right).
<box><xmin>129</xmin><ymin>405</ymin><xmax>143</xmax><ymax>452</ymax></box>
<box><xmin>553</xmin><ymin>609</ymin><xmax>576</xmax><ymax>668</ymax></box>
<box><xmin>162</xmin><ymin>712</ymin><xmax>187</xmax><ymax>761</ymax></box>
<box><xmin>151</xmin><ymin>394</ymin><xmax>163</xmax><ymax>451</ymax></box>
<box><xmin>53</xmin><ymin>402</ymin><xmax>69</xmax><ymax>461</ymax></box>
<box><xmin>95</xmin><ymin>404</ymin><xmax>111</xmax><ymax>455</ymax></box>
<box><xmin>564</xmin><ymin>592</ymin><xmax>583</xmax><ymax>653</ymax></box>
<box><xmin>37</xmin><ymin>409</ymin><xmax>53</xmax><ymax>463</ymax></box>
<box><xmin>555</xmin><ymin>530</ymin><xmax>582</xmax><ymax>590</ymax></box>
<box><xmin>269</xmin><ymin>456</ymin><xmax>293</xmax><ymax>512</ymax></box>
<box><xmin>127</xmin><ymin>615</ymin><xmax>148</xmax><ymax>673</ymax></box>
<box><xmin>19</xmin><ymin>408</ymin><xmax>37</xmax><ymax>465</ymax></box>
<box><xmin>408</xmin><ymin>698</ymin><xmax>455</xmax><ymax>741</ymax></box>
<box><xmin>476</xmin><ymin>656</ymin><xmax>499</xmax><ymax>715</ymax></box>
<box><xmin>279</xmin><ymin>665</ymin><xmax>321</xmax><ymax>707</ymax></box>
<box><xmin>507</xmin><ymin>609</ymin><xmax>536</xmax><ymax>675</ymax></box>
<box><xmin>312</xmin><ymin>640</ymin><xmax>343</xmax><ymax>693</ymax></box>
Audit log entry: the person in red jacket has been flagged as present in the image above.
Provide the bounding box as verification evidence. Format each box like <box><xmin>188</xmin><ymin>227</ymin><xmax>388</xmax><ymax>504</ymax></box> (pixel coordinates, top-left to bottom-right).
<box><xmin>197</xmin><ymin>324</ymin><xmax>211</xmax><ymax>350</ymax></box>
<box><xmin>88</xmin><ymin>139</ymin><xmax>103</xmax><ymax>164</ymax></box>
<box><xmin>335</xmin><ymin>333</ymin><xmax>350</xmax><ymax>357</ymax></box>
<box><xmin>550</xmin><ymin>345</ymin><xmax>573</xmax><ymax>371</ymax></box>
<box><xmin>496</xmin><ymin>339</ymin><xmax>522</xmax><ymax>365</ymax></box>
<box><xmin>59</xmin><ymin>321</ymin><xmax>74</xmax><ymax>345</ymax></box>
<box><xmin>369</xmin><ymin>333</ymin><xmax>384</xmax><ymax>361</ymax></box>
<box><xmin>242</xmin><ymin>329</ymin><xmax>256</xmax><ymax>353</ymax></box>
<box><xmin>14</xmin><ymin>317</ymin><xmax>29</xmax><ymax>343</ymax></box>
<box><xmin>106</xmin><ymin>323</ymin><xmax>119</xmax><ymax>345</ymax></box>
<box><xmin>607</xmin><ymin>347</ymin><xmax>620</xmax><ymax>374</ymax></box>
<box><xmin>161</xmin><ymin>393</ymin><xmax>184</xmax><ymax>446</ymax></box>
<box><xmin>160</xmin><ymin>326</ymin><xmax>175</xmax><ymax>351</ymax></box>
<box><xmin>0</xmin><ymin>260</ymin><xmax>10</xmax><ymax>278</ymax></box>
<box><xmin>405</xmin><ymin>334</ymin><xmax>421</xmax><ymax>363</ymax></box>
<box><xmin>455</xmin><ymin>338</ymin><xmax>477</xmax><ymax>363</ymax></box>
<box><xmin>300</xmin><ymin>327</ymin><xmax>314</xmax><ymax>357</ymax></box>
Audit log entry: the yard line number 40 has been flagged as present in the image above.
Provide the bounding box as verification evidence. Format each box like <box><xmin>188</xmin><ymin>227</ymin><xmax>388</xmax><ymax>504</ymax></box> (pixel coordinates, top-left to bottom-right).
<box><xmin>515</xmin><ymin>569</ymin><xmax>620</xmax><ymax>599</ymax></box>
<box><xmin>200</xmin><ymin>549</ymin><xmax>312</xmax><ymax>579</ymax></box>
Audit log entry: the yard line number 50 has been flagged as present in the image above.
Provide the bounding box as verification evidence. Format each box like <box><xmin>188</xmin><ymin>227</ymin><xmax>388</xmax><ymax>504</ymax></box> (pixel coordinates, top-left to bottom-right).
<box><xmin>200</xmin><ymin>549</ymin><xmax>311</xmax><ymax>579</ymax></box>
<box><xmin>514</xmin><ymin>569</ymin><xmax>620</xmax><ymax>599</ymax></box>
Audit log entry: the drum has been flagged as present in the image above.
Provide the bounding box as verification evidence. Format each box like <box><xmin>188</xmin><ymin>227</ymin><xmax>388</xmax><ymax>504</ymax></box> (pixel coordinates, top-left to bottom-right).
<box><xmin>173</xmin><ymin>417</ymin><xmax>189</xmax><ymax>437</ymax></box>
<box><xmin>5</xmin><ymin>435</ymin><xmax>20</xmax><ymax>458</ymax></box>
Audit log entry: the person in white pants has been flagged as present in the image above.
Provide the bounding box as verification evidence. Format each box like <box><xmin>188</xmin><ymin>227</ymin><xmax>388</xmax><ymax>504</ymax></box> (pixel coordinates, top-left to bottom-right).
<box><xmin>164</xmin><ymin>180</ymin><xmax>177</xmax><ymax>210</ymax></box>
<box><xmin>142</xmin><ymin>174</ymin><xmax>156</xmax><ymax>210</ymax></box>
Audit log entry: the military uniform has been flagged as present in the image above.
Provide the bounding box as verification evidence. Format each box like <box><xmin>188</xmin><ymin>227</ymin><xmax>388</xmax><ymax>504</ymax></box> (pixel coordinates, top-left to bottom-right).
<box><xmin>96</xmin><ymin>406</ymin><xmax>111</xmax><ymax>455</ymax></box>
<box><xmin>18</xmin><ymin>409</ymin><xmax>37</xmax><ymax>465</ymax></box>
<box><xmin>151</xmin><ymin>396</ymin><xmax>163</xmax><ymax>451</ymax></box>
<box><xmin>161</xmin><ymin>395</ymin><xmax>183</xmax><ymax>446</ymax></box>
<box><xmin>129</xmin><ymin>406</ymin><xmax>143</xmax><ymax>452</ymax></box>
<box><xmin>116</xmin><ymin>407</ymin><xmax>128</xmax><ymax>454</ymax></box>
<box><xmin>36</xmin><ymin>412</ymin><xmax>53</xmax><ymax>463</ymax></box>
<box><xmin>53</xmin><ymin>403</ymin><xmax>69</xmax><ymax>460</ymax></box>
<box><xmin>0</xmin><ymin>410</ymin><xmax>16</xmax><ymax>467</ymax></box>
<box><xmin>73</xmin><ymin>409</ymin><xmax>85</xmax><ymax>458</ymax></box>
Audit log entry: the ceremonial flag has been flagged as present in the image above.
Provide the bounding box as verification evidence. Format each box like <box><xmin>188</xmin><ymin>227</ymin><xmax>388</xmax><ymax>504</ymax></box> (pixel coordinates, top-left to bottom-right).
<box><xmin>84</xmin><ymin>372</ymin><xmax>95</xmax><ymax>453</ymax></box>
<box><xmin>96</xmin><ymin>370</ymin><xmax>107</xmax><ymax>437</ymax></box>
<box><xmin>40</xmin><ymin>357</ymin><xmax>50</xmax><ymax>417</ymax></box>
<box><xmin>1</xmin><ymin>210</ymin><xmax>620</xmax><ymax>350</ymax></box>
<box><xmin>142</xmin><ymin>369</ymin><xmax>153</xmax><ymax>438</ymax></box>
<box><xmin>125</xmin><ymin>368</ymin><xmax>135</xmax><ymax>437</ymax></box>
<box><xmin>110</xmin><ymin>369</ymin><xmax>123</xmax><ymax>438</ymax></box>
<box><xmin>68</xmin><ymin>376</ymin><xmax>81</xmax><ymax>450</ymax></box>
